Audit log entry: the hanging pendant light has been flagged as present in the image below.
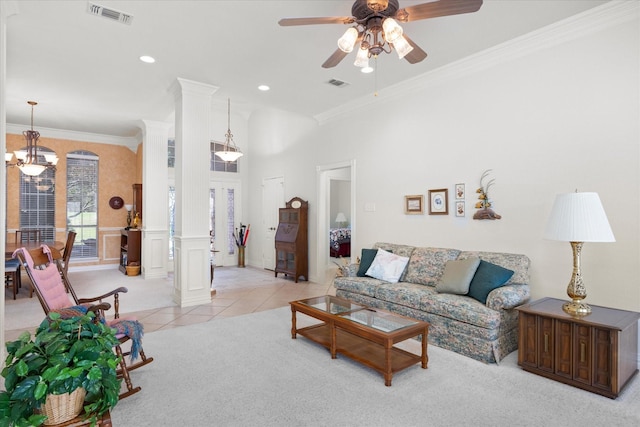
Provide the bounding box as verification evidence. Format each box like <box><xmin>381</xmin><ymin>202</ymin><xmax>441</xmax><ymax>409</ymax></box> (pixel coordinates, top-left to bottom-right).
<box><xmin>5</xmin><ymin>101</ymin><xmax>58</xmax><ymax>176</ymax></box>
<box><xmin>214</xmin><ymin>98</ymin><xmax>243</xmax><ymax>162</ymax></box>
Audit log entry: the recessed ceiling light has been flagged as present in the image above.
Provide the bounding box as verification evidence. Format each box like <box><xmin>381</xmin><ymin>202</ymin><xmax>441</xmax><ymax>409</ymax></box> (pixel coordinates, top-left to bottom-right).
<box><xmin>258</xmin><ymin>85</ymin><xmax>270</xmax><ymax>91</ymax></box>
<box><xmin>139</xmin><ymin>55</ymin><xmax>155</xmax><ymax>63</ymax></box>
<box><xmin>361</xmin><ymin>66</ymin><xmax>374</xmax><ymax>74</ymax></box>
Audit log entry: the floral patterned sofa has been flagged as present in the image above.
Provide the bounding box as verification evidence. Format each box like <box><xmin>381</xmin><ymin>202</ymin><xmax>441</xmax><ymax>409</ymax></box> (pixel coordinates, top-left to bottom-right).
<box><xmin>333</xmin><ymin>242</ymin><xmax>531</xmax><ymax>363</ymax></box>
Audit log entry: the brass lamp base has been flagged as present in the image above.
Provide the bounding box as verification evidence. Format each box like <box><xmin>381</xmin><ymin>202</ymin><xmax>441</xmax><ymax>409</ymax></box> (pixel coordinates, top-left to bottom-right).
<box><xmin>562</xmin><ymin>300</ymin><xmax>592</xmax><ymax>316</ymax></box>
<box><xmin>562</xmin><ymin>241</ymin><xmax>591</xmax><ymax>316</ymax></box>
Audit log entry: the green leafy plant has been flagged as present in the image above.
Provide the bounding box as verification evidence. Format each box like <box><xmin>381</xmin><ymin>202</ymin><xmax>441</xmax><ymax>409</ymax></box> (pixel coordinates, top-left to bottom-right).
<box><xmin>0</xmin><ymin>311</ymin><xmax>122</xmax><ymax>427</ymax></box>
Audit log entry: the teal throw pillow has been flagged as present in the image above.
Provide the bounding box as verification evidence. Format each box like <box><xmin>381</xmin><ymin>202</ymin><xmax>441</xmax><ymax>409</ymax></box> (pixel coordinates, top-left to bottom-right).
<box><xmin>467</xmin><ymin>260</ymin><xmax>514</xmax><ymax>304</ymax></box>
<box><xmin>357</xmin><ymin>248</ymin><xmax>391</xmax><ymax>277</ymax></box>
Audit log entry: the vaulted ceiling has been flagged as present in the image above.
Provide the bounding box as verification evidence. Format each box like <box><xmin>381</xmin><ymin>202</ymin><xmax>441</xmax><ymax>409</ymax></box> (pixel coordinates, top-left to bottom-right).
<box><xmin>5</xmin><ymin>1</ymin><xmax>608</xmax><ymax>138</ymax></box>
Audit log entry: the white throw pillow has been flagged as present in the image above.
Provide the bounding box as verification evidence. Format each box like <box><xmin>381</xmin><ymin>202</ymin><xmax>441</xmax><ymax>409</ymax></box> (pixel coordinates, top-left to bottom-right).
<box><xmin>436</xmin><ymin>258</ymin><xmax>481</xmax><ymax>294</ymax></box>
<box><xmin>365</xmin><ymin>249</ymin><xmax>410</xmax><ymax>283</ymax></box>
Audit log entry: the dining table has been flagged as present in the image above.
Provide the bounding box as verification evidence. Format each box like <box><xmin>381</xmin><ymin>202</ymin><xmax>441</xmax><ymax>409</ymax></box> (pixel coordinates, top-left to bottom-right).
<box><xmin>5</xmin><ymin>241</ymin><xmax>65</xmax><ymax>259</ymax></box>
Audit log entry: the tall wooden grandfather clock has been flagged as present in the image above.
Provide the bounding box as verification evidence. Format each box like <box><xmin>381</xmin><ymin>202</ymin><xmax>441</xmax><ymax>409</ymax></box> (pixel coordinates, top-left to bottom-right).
<box><xmin>274</xmin><ymin>197</ymin><xmax>308</xmax><ymax>282</ymax></box>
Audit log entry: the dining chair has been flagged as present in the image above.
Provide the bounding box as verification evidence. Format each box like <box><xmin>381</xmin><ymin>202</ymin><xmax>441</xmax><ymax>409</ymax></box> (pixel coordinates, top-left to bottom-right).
<box><xmin>4</xmin><ymin>258</ymin><xmax>22</xmax><ymax>300</ymax></box>
<box><xmin>15</xmin><ymin>229</ymin><xmax>42</xmax><ymax>243</ymax></box>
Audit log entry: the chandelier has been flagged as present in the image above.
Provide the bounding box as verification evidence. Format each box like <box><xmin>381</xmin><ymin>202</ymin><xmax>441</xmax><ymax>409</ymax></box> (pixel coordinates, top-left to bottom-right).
<box><xmin>5</xmin><ymin>101</ymin><xmax>58</xmax><ymax>176</ymax></box>
<box><xmin>214</xmin><ymin>98</ymin><xmax>243</xmax><ymax>162</ymax></box>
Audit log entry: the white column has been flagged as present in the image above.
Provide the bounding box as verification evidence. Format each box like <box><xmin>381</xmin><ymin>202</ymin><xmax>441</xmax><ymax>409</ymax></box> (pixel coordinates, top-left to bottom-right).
<box><xmin>139</xmin><ymin>120</ymin><xmax>172</xmax><ymax>279</ymax></box>
<box><xmin>171</xmin><ymin>78</ymin><xmax>218</xmax><ymax>307</ymax></box>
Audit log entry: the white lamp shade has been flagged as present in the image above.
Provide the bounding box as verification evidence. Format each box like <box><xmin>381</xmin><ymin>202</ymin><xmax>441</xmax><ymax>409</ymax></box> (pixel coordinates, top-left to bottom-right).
<box><xmin>5</xmin><ymin>152</ymin><xmax>13</xmax><ymax>162</ymax></box>
<box><xmin>544</xmin><ymin>192</ymin><xmax>615</xmax><ymax>242</ymax></box>
<box><xmin>335</xmin><ymin>212</ymin><xmax>347</xmax><ymax>223</ymax></box>
<box><xmin>124</xmin><ymin>204</ymin><xmax>133</xmax><ymax>212</ymax></box>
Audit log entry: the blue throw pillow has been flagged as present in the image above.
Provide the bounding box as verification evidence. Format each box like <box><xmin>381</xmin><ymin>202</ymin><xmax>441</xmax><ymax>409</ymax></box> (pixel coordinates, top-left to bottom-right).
<box><xmin>467</xmin><ymin>260</ymin><xmax>514</xmax><ymax>304</ymax></box>
<box><xmin>357</xmin><ymin>248</ymin><xmax>391</xmax><ymax>277</ymax></box>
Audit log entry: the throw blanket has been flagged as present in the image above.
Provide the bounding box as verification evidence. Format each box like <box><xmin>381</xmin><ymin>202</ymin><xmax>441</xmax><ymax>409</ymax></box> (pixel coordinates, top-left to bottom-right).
<box><xmin>49</xmin><ymin>305</ymin><xmax>144</xmax><ymax>361</ymax></box>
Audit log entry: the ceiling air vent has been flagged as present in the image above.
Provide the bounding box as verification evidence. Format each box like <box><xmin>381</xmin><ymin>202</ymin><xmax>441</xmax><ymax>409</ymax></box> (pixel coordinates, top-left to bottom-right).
<box><xmin>87</xmin><ymin>2</ymin><xmax>133</xmax><ymax>25</ymax></box>
<box><xmin>327</xmin><ymin>79</ymin><xmax>350</xmax><ymax>88</ymax></box>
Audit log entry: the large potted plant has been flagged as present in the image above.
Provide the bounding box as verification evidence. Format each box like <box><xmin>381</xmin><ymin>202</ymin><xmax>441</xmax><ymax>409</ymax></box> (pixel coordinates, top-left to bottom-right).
<box><xmin>0</xmin><ymin>310</ymin><xmax>121</xmax><ymax>426</ymax></box>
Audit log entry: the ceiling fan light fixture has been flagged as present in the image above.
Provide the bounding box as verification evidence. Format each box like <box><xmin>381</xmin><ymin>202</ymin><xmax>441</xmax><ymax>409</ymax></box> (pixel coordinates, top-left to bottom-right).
<box><xmin>382</xmin><ymin>18</ymin><xmax>403</xmax><ymax>43</ymax></box>
<box><xmin>393</xmin><ymin>35</ymin><xmax>413</xmax><ymax>59</ymax></box>
<box><xmin>337</xmin><ymin>27</ymin><xmax>359</xmax><ymax>53</ymax></box>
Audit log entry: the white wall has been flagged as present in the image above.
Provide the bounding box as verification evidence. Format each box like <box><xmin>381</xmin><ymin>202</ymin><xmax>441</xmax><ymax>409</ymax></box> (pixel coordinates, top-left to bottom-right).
<box><xmin>246</xmin><ymin>6</ymin><xmax>639</xmax><ymax>312</ymax></box>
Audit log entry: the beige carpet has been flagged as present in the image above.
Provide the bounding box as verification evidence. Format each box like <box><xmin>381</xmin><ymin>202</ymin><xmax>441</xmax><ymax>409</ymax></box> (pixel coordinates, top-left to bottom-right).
<box><xmin>110</xmin><ymin>306</ymin><xmax>640</xmax><ymax>427</ymax></box>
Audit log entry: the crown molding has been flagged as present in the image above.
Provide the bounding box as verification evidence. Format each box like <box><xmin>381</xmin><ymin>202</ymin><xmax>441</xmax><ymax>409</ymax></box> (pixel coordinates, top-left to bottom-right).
<box><xmin>315</xmin><ymin>0</ymin><xmax>638</xmax><ymax>125</ymax></box>
<box><xmin>6</xmin><ymin>123</ymin><xmax>141</xmax><ymax>151</ymax></box>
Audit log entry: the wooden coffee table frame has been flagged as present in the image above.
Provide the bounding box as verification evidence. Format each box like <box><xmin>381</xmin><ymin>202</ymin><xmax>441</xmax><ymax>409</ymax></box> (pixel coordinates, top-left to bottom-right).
<box><xmin>290</xmin><ymin>296</ymin><xmax>429</xmax><ymax>386</ymax></box>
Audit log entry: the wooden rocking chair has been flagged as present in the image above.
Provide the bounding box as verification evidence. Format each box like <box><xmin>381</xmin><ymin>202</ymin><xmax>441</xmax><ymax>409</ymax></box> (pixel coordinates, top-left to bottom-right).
<box><xmin>13</xmin><ymin>244</ymin><xmax>154</xmax><ymax>399</ymax></box>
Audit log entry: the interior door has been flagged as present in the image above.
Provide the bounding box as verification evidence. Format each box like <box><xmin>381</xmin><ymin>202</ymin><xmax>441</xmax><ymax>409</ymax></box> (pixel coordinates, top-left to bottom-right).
<box><xmin>262</xmin><ymin>177</ymin><xmax>284</xmax><ymax>270</ymax></box>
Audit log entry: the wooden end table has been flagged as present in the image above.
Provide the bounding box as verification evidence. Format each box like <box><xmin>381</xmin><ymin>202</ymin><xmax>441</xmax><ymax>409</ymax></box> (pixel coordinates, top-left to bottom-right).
<box><xmin>516</xmin><ymin>297</ymin><xmax>640</xmax><ymax>399</ymax></box>
<box><xmin>290</xmin><ymin>295</ymin><xmax>429</xmax><ymax>386</ymax></box>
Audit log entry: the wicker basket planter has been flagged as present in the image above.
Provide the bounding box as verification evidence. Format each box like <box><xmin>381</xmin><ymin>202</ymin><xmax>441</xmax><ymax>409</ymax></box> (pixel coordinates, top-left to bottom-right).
<box><xmin>40</xmin><ymin>387</ymin><xmax>86</xmax><ymax>425</ymax></box>
<box><xmin>126</xmin><ymin>265</ymin><xmax>140</xmax><ymax>276</ymax></box>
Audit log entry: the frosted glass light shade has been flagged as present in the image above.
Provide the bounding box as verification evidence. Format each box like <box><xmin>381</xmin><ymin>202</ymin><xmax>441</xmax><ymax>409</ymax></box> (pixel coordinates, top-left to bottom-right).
<box><xmin>337</xmin><ymin>28</ymin><xmax>358</xmax><ymax>53</ymax></box>
<box><xmin>215</xmin><ymin>150</ymin><xmax>243</xmax><ymax>162</ymax></box>
<box><xmin>14</xmin><ymin>150</ymin><xmax>28</xmax><ymax>161</ymax></box>
<box><xmin>18</xmin><ymin>163</ymin><xmax>46</xmax><ymax>176</ymax></box>
<box><xmin>354</xmin><ymin>45</ymin><xmax>370</xmax><ymax>67</ymax></box>
<box><xmin>335</xmin><ymin>212</ymin><xmax>347</xmax><ymax>223</ymax></box>
<box><xmin>392</xmin><ymin>35</ymin><xmax>413</xmax><ymax>59</ymax></box>
<box><xmin>544</xmin><ymin>192</ymin><xmax>615</xmax><ymax>242</ymax></box>
<box><xmin>382</xmin><ymin>18</ymin><xmax>403</xmax><ymax>43</ymax></box>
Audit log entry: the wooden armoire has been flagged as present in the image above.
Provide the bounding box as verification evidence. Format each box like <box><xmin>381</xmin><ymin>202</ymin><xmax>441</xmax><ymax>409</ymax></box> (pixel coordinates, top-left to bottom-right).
<box><xmin>274</xmin><ymin>197</ymin><xmax>308</xmax><ymax>282</ymax></box>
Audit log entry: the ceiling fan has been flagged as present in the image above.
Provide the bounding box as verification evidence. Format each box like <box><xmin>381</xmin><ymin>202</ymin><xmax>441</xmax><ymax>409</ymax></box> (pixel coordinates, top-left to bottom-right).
<box><xmin>279</xmin><ymin>0</ymin><xmax>483</xmax><ymax>69</ymax></box>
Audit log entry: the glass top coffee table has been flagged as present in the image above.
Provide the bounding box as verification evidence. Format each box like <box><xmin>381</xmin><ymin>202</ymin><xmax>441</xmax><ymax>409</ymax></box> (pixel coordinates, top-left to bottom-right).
<box><xmin>290</xmin><ymin>295</ymin><xmax>429</xmax><ymax>386</ymax></box>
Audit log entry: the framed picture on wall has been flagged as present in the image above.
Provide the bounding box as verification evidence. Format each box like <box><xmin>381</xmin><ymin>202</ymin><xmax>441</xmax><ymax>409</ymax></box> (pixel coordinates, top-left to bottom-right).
<box><xmin>429</xmin><ymin>189</ymin><xmax>449</xmax><ymax>215</ymax></box>
<box><xmin>455</xmin><ymin>183</ymin><xmax>465</xmax><ymax>200</ymax></box>
<box><xmin>405</xmin><ymin>195</ymin><xmax>424</xmax><ymax>214</ymax></box>
<box><xmin>456</xmin><ymin>201</ymin><xmax>465</xmax><ymax>217</ymax></box>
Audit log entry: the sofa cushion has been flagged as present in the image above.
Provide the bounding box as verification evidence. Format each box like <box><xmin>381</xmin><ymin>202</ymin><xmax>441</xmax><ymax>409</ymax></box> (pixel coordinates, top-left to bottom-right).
<box><xmin>357</xmin><ymin>248</ymin><xmax>381</xmax><ymax>277</ymax></box>
<box><xmin>365</xmin><ymin>249</ymin><xmax>409</xmax><ymax>283</ymax></box>
<box><xmin>457</xmin><ymin>251</ymin><xmax>529</xmax><ymax>286</ymax></box>
<box><xmin>403</xmin><ymin>247</ymin><xmax>461</xmax><ymax>286</ymax></box>
<box><xmin>436</xmin><ymin>258</ymin><xmax>481</xmax><ymax>294</ymax></box>
<box><xmin>467</xmin><ymin>260</ymin><xmax>514</xmax><ymax>304</ymax></box>
<box><xmin>334</xmin><ymin>276</ymin><xmax>388</xmax><ymax>298</ymax></box>
<box><xmin>374</xmin><ymin>282</ymin><xmax>438</xmax><ymax>311</ymax></box>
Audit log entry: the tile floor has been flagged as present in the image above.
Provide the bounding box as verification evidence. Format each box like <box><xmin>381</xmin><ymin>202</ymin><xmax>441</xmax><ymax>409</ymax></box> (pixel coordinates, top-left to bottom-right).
<box><xmin>4</xmin><ymin>265</ymin><xmax>336</xmax><ymax>341</ymax></box>
<box><xmin>136</xmin><ymin>267</ymin><xmax>335</xmax><ymax>333</ymax></box>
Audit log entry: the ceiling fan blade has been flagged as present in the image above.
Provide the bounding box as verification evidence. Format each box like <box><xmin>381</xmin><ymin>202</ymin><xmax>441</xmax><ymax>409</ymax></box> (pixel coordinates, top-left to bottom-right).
<box><xmin>396</xmin><ymin>0</ymin><xmax>483</xmax><ymax>22</ymax></box>
<box><xmin>402</xmin><ymin>35</ymin><xmax>428</xmax><ymax>64</ymax></box>
<box><xmin>278</xmin><ymin>16</ymin><xmax>355</xmax><ymax>26</ymax></box>
<box><xmin>321</xmin><ymin>32</ymin><xmax>363</xmax><ymax>68</ymax></box>
<box><xmin>322</xmin><ymin>49</ymin><xmax>349</xmax><ymax>68</ymax></box>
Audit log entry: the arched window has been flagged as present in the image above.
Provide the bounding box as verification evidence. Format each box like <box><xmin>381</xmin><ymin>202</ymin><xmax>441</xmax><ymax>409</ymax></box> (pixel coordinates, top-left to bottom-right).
<box><xmin>19</xmin><ymin>146</ymin><xmax>56</xmax><ymax>240</ymax></box>
<box><xmin>67</xmin><ymin>150</ymin><xmax>99</xmax><ymax>259</ymax></box>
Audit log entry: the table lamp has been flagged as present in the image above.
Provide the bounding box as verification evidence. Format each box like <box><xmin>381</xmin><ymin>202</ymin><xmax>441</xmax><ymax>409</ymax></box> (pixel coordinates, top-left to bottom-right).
<box><xmin>544</xmin><ymin>192</ymin><xmax>615</xmax><ymax>315</ymax></box>
<box><xmin>335</xmin><ymin>212</ymin><xmax>347</xmax><ymax>227</ymax></box>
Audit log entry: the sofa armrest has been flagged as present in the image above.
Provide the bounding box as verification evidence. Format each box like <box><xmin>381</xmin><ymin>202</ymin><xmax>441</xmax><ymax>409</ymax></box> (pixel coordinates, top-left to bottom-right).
<box><xmin>335</xmin><ymin>263</ymin><xmax>360</xmax><ymax>277</ymax></box>
<box><xmin>486</xmin><ymin>285</ymin><xmax>530</xmax><ymax>310</ymax></box>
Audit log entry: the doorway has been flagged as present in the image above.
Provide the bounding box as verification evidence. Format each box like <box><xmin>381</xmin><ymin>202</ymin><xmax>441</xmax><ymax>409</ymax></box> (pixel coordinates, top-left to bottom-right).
<box><xmin>317</xmin><ymin>160</ymin><xmax>356</xmax><ymax>285</ymax></box>
<box><xmin>261</xmin><ymin>176</ymin><xmax>284</xmax><ymax>270</ymax></box>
